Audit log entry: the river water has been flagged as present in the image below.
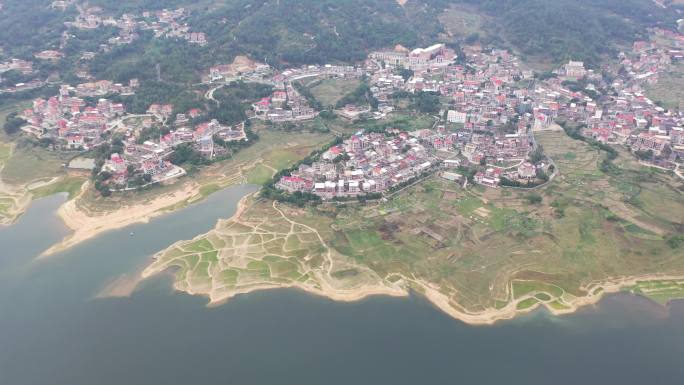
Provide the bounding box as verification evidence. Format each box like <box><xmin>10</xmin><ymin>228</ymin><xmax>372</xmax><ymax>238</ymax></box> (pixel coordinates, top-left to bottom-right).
<box><xmin>0</xmin><ymin>185</ymin><xmax>682</xmax><ymax>385</ymax></box>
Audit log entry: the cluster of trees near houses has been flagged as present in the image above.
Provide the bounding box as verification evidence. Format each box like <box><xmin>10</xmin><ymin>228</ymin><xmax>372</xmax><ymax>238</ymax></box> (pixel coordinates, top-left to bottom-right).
<box><xmin>390</xmin><ymin>91</ymin><xmax>441</xmax><ymax>114</ymax></box>
<box><xmin>292</xmin><ymin>83</ymin><xmax>324</xmax><ymax>111</ymax></box>
<box><xmin>335</xmin><ymin>81</ymin><xmax>378</xmax><ymax>110</ymax></box>
<box><xmin>3</xmin><ymin>113</ymin><xmax>27</xmax><ymax>135</ymax></box>
<box><xmin>559</xmin><ymin>121</ymin><xmax>618</xmax><ymax>174</ymax></box>
<box><xmin>106</xmin><ymin>80</ymin><xmax>272</xmax><ymax>128</ymax></box>
<box><xmin>208</xmin><ymin>81</ymin><xmax>273</xmax><ymax>124</ymax></box>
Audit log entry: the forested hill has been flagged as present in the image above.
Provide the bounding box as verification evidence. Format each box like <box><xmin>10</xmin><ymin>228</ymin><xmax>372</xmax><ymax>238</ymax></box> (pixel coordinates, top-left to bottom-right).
<box><xmin>439</xmin><ymin>0</ymin><xmax>682</xmax><ymax>67</ymax></box>
<box><xmin>47</xmin><ymin>0</ymin><xmax>443</xmax><ymax>65</ymax></box>
<box><xmin>184</xmin><ymin>0</ymin><xmax>443</xmax><ymax>65</ymax></box>
<box><xmin>187</xmin><ymin>0</ymin><xmax>683</xmax><ymax>68</ymax></box>
<box><xmin>0</xmin><ymin>0</ymin><xmax>77</xmax><ymax>57</ymax></box>
<box><xmin>0</xmin><ymin>0</ymin><xmax>682</xmax><ymax>80</ymax></box>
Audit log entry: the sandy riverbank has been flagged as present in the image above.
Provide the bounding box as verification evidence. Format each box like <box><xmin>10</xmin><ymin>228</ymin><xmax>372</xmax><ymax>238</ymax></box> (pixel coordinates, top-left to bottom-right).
<box><xmin>205</xmin><ymin>273</ymin><xmax>684</xmax><ymax>325</ymax></box>
<box><xmin>412</xmin><ymin>273</ymin><xmax>684</xmax><ymax>325</ymax></box>
<box><xmin>40</xmin><ymin>182</ymin><xmax>200</xmax><ymax>258</ymax></box>
<box><xmin>204</xmin><ymin>280</ymin><xmax>409</xmax><ymax>308</ymax></box>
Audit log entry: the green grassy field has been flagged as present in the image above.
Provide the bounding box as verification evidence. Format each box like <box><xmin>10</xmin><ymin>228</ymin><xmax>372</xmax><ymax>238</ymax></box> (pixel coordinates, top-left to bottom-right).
<box><xmin>0</xmin><ymin>142</ymin><xmax>68</xmax><ymax>185</ymax></box>
<box><xmin>625</xmin><ymin>280</ymin><xmax>684</xmax><ymax>305</ymax></box>
<box><xmin>516</xmin><ymin>298</ymin><xmax>539</xmax><ymax>310</ymax></box>
<box><xmin>363</xmin><ymin>112</ymin><xmax>437</xmax><ymax>132</ymax></box>
<box><xmin>29</xmin><ymin>176</ymin><xmax>86</xmax><ymax>200</ymax></box>
<box><xmin>245</xmin><ymin>164</ymin><xmax>273</xmax><ymax>185</ymax></box>
<box><xmin>310</xmin><ymin>78</ymin><xmax>362</xmax><ymax>107</ymax></box>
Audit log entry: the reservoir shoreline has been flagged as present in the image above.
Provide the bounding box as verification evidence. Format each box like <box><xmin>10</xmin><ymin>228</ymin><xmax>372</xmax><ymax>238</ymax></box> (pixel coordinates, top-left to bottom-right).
<box><xmin>138</xmin><ymin>186</ymin><xmax>684</xmax><ymax>326</ymax></box>
<box><xmin>1</xmin><ymin>187</ymin><xmax>684</xmax><ymax>385</ymax></box>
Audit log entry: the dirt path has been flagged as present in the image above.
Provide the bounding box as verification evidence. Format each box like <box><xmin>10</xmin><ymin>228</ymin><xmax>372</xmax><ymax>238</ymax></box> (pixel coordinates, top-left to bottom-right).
<box><xmin>271</xmin><ymin>201</ymin><xmax>336</xmax><ymax>276</ymax></box>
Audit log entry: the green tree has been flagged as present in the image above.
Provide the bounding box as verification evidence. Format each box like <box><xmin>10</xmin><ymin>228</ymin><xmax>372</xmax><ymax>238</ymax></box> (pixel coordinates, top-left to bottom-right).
<box><xmin>3</xmin><ymin>113</ymin><xmax>27</xmax><ymax>135</ymax></box>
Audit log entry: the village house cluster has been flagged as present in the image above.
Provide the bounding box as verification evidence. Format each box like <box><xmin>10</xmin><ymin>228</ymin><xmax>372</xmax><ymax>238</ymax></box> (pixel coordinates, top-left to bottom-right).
<box><xmin>0</xmin><ymin>58</ymin><xmax>41</xmax><ymax>94</ymax></box>
<box><xmin>369</xmin><ymin>43</ymin><xmax>456</xmax><ymax>71</ymax></box>
<box><xmin>251</xmin><ymin>64</ymin><xmax>363</xmax><ymax>123</ymax></box>
<box><xmin>20</xmin><ymin>85</ymin><xmax>126</xmax><ymax>150</ymax></box>
<box><xmin>18</xmin><ymin>82</ymin><xmax>247</xmax><ymax>190</ymax></box>
<box><xmin>64</xmin><ymin>5</ymin><xmax>207</xmax><ymax>54</ymax></box>
<box><xmin>72</xmin><ymin>78</ymin><xmax>138</xmax><ymax>97</ymax></box>
<box><xmin>268</xmin><ymin>30</ymin><xmax>684</xmax><ymax>196</ymax></box>
<box><xmin>207</xmin><ymin>62</ymin><xmax>272</xmax><ymax>83</ymax></box>
<box><xmin>276</xmin><ymin>123</ymin><xmax>545</xmax><ymax>197</ymax></box>
<box><xmin>0</xmin><ymin>58</ymin><xmax>33</xmax><ymax>74</ymax></box>
<box><xmin>277</xmin><ymin>130</ymin><xmax>442</xmax><ymax>199</ymax></box>
<box><xmin>374</xmin><ymin>45</ymin><xmax>547</xmax><ymax>185</ymax></box>
<box><xmin>366</xmin><ymin>44</ymin><xmax>544</xmax><ymax>132</ymax></box>
<box><xmin>544</xmin><ymin>28</ymin><xmax>684</xmax><ymax>172</ymax></box>
<box><xmin>252</xmin><ymin>82</ymin><xmax>318</xmax><ymax>122</ymax></box>
<box><xmin>99</xmin><ymin>118</ymin><xmax>246</xmax><ymax>189</ymax></box>
<box><xmin>273</xmin><ymin>43</ymin><xmax>556</xmax><ymax>194</ymax></box>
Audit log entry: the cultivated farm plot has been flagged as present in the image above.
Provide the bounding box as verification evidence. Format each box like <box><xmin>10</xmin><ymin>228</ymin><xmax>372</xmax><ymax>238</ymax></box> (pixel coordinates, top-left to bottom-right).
<box><xmin>147</xmin><ymin>199</ymin><xmax>323</xmax><ymax>296</ymax></box>
<box><xmin>538</xmin><ymin>131</ymin><xmax>684</xmax><ymax>235</ymax></box>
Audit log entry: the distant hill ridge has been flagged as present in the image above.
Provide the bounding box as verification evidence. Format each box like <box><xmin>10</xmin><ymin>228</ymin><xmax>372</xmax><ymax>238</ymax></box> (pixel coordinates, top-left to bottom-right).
<box><xmin>0</xmin><ymin>0</ymin><xmax>681</xmax><ymax>83</ymax></box>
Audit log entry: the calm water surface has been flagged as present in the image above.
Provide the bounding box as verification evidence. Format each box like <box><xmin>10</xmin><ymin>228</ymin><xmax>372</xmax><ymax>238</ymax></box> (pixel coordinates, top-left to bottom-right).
<box><xmin>0</xmin><ymin>185</ymin><xmax>683</xmax><ymax>385</ymax></box>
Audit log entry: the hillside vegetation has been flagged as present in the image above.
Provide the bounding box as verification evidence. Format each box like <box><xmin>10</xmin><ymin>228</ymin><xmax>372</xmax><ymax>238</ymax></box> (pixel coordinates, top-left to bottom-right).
<box><xmin>442</xmin><ymin>0</ymin><xmax>681</xmax><ymax>66</ymax></box>
<box><xmin>1</xmin><ymin>0</ymin><xmax>680</xmax><ymax>80</ymax></box>
<box><xmin>186</xmin><ymin>0</ymin><xmax>442</xmax><ymax>66</ymax></box>
<box><xmin>53</xmin><ymin>0</ymin><xmax>444</xmax><ymax>86</ymax></box>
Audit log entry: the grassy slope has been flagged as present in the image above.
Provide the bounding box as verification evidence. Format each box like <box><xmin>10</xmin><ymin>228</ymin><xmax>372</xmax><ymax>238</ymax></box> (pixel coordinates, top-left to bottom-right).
<box><xmin>646</xmin><ymin>64</ymin><xmax>684</xmax><ymax>110</ymax></box>
<box><xmin>29</xmin><ymin>176</ymin><xmax>86</xmax><ymax>200</ymax></box>
<box><xmin>0</xmin><ymin>142</ymin><xmax>68</xmax><ymax>185</ymax></box>
<box><xmin>310</xmin><ymin>78</ymin><xmax>362</xmax><ymax>107</ymax></box>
